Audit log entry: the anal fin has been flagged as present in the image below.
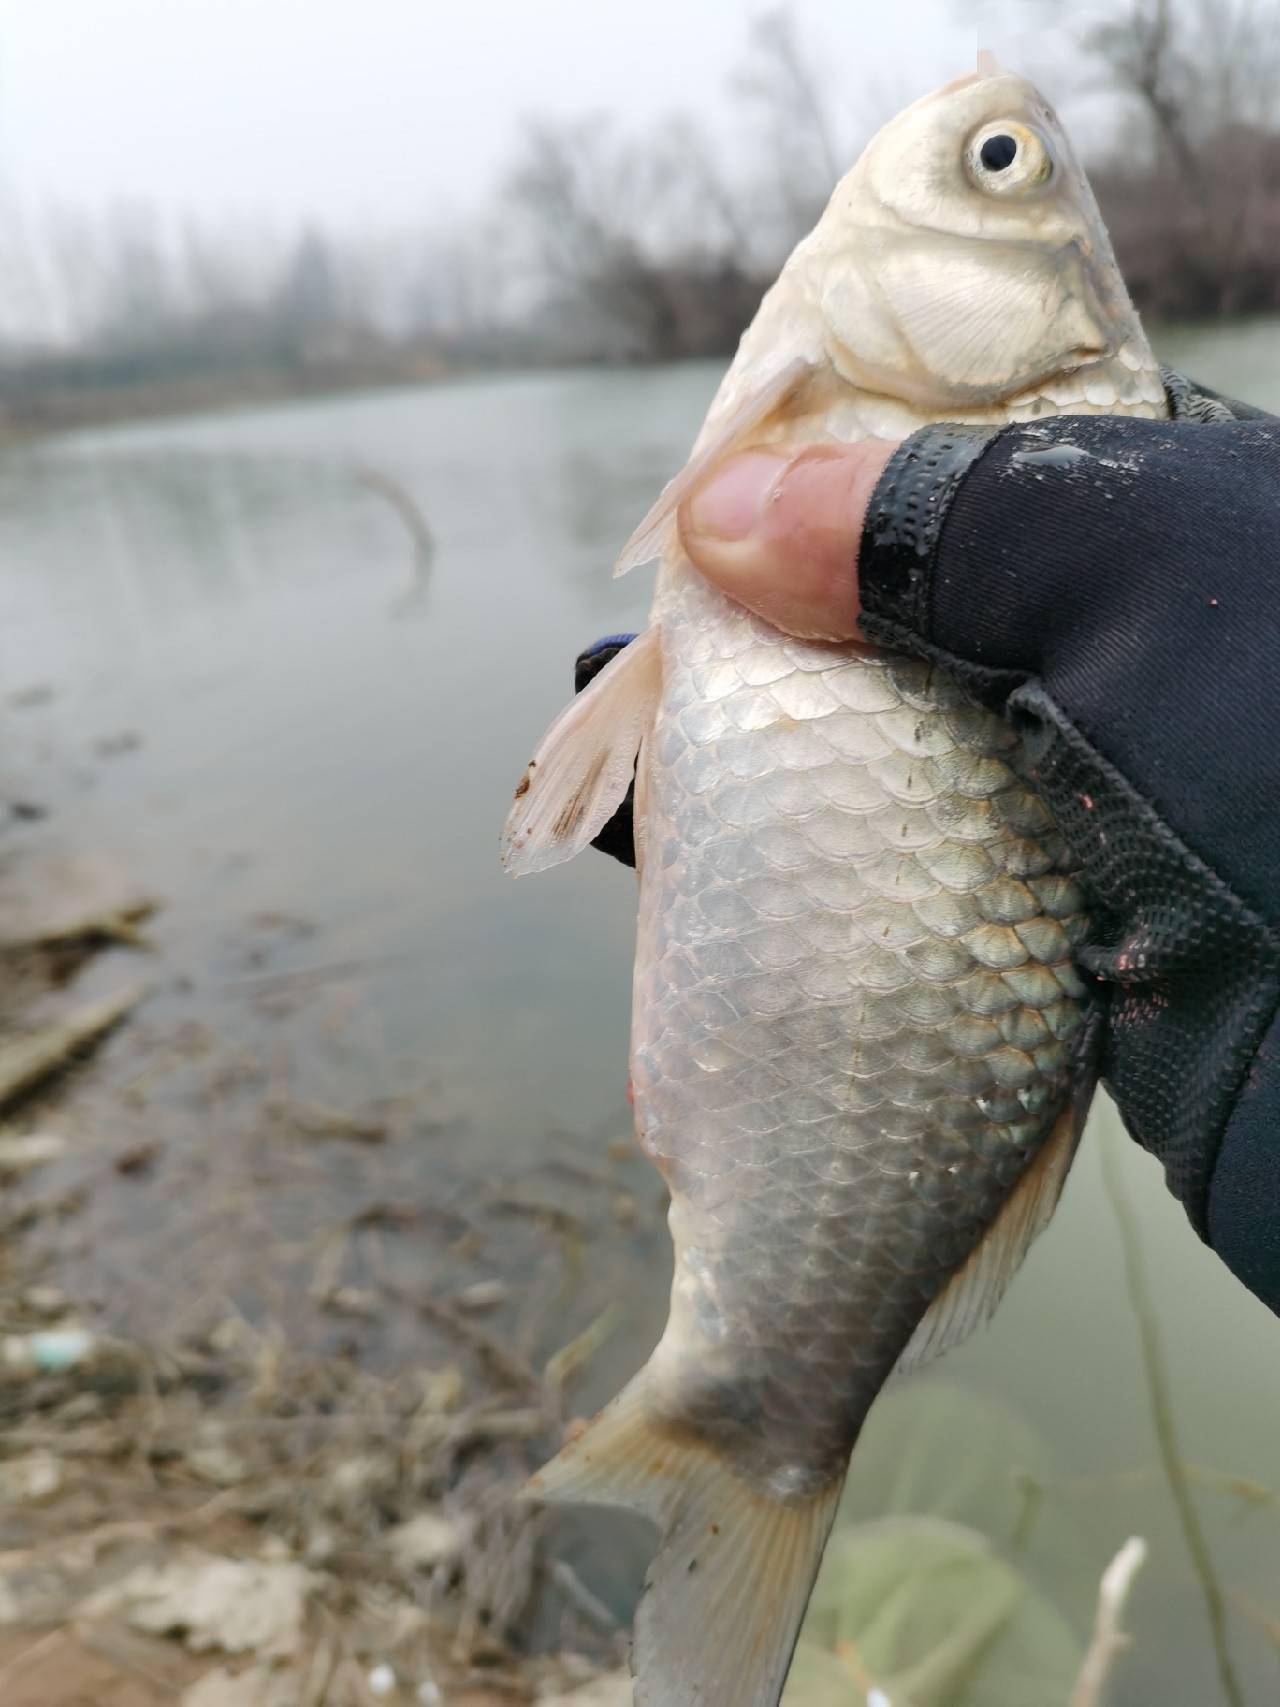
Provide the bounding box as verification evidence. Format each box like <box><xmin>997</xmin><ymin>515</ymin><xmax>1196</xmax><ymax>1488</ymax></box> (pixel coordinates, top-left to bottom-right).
<box><xmin>501</xmin><ymin>626</ymin><xmax>661</xmax><ymax>877</ymax></box>
<box><xmin>528</xmin><ymin>1375</ymin><xmax>844</xmax><ymax>1707</ymax></box>
<box><xmin>894</xmin><ymin>1065</ymin><xmax>1098</xmax><ymax>1378</ymax></box>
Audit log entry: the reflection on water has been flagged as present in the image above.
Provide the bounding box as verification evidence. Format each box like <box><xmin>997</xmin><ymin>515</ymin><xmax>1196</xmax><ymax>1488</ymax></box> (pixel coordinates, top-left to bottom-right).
<box><xmin>2</xmin><ymin>329</ymin><xmax>1279</xmax><ymax>1701</ymax></box>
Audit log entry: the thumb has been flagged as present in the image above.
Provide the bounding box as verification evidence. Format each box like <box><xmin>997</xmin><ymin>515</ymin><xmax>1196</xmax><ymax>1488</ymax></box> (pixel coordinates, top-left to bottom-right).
<box><xmin>676</xmin><ymin>441</ymin><xmax>897</xmax><ymax>641</ymax></box>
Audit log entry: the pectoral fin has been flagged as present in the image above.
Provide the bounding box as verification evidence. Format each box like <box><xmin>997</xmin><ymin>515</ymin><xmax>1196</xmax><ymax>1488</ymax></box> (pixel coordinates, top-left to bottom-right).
<box><xmin>501</xmin><ymin>625</ymin><xmax>661</xmax><ymax>876</ymax></box>
<box><xmin>614</xmin><ymin>356</ymin><xmax>817</xmax><ymax>576</ymax></box>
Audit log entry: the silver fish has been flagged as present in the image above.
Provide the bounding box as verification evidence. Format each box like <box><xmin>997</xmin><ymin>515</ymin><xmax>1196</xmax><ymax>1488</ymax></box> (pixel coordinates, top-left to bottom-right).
<box><xmin>502</xmin><ymin>65</ymin><xmax>1166</xmax><ymax>1707</ymax></box>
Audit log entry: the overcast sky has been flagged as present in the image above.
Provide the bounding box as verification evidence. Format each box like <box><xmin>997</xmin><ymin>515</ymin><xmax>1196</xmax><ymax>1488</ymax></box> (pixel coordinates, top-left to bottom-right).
<box><xmin>0</xmin><ymin>0</ymin><xmax>1099</xmax><ymax>231</ymax></box>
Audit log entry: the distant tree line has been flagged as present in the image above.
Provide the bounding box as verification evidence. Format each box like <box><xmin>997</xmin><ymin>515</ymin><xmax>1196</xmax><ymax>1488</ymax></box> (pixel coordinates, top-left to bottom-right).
<box><xmin>505</xmin><ymin>0</ymin><xmax>1280</xmax><ymax>357</ymax></box>
<box><xmin>0</xmin><ymin>0</ymin><xmax>1276</xmax><ymax>429</ymax></box>
<box><xmin>1086</xmin><ymin>0</ymin><xmax>1280</xmax><ymax>316</ymax></box>
<box><xmin>501</xmin><ymin>11</ymin><xmax>844</xmax><ymax>361</ymax></box>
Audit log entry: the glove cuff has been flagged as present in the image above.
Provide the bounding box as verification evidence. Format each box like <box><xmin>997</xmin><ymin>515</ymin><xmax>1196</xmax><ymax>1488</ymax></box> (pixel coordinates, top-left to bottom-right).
<box><xmin>857</xmin><ymin>424</ymin><xmax>1000</xmax><ymax>640</ymax></box>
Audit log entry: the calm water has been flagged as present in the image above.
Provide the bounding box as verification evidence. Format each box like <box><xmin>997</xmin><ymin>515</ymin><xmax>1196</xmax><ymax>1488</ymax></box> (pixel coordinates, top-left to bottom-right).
<box><xmin>2</xmin><ymin>324</ymin><xmax>1279</xmax><ymax>1700</ymax></box>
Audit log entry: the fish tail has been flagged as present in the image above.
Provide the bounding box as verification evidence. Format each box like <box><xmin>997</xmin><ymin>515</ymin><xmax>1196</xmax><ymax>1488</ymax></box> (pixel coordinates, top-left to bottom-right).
<box><xmin>527</xmin><ymin>1374</ymin><xmax>845</xmax><ymax>1707</ymax></box>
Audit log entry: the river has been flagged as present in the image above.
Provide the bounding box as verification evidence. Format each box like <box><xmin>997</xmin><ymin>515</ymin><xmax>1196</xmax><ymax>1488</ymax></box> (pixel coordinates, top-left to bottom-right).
<box><xmin>1</xmin><ymin>323</ymin><xmax>1278</xmax><ymax>1702</ymax></box>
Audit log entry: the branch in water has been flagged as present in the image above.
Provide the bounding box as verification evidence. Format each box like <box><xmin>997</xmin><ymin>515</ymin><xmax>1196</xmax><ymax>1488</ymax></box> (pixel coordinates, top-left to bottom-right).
<box><xmin>353</xmin><ymin>464</ymin><xmax>436</xmax><ymax>613</ymax></box>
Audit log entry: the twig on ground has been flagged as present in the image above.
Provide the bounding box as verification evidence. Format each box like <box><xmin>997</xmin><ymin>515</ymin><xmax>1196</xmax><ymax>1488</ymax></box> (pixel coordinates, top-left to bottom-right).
<box><xmin>1069</xmin><ymin>1535</ymin><xmax>1148</xmax><ymax>1707</ymax></box>
<box><xmin>0</xmin><ymin>984</ymin><xmax>144</xmax><ymax>1111</ymax></box>
<box><xmin>387</xmin><ymin>1288</ymin><xmax>544</xmax><ymax>1396</ymax></box>
<box><xmin>266</xmin><ymin>1098</ymin><xmax>388</xmax><ymax>1143</ymax></box>
<box><xmin>543</xmin><ymin>1306</ymin><xmax>621</xmax><ymax>1410</ymax></box>
<box><xmin>0</xmin><ymin>1489</ymin><xmax>245</xmax><ymax>1572</ymax></box>
<box><xmin>0</xmin><ymin>1628</ymin><xmax>68</xmax><ymax>1692</ymax></box>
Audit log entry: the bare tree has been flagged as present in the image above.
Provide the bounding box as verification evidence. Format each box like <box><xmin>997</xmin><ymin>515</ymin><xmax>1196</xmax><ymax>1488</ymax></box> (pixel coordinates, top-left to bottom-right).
<box><xmin>1084</xmin><ymin>0</ymin><xmax>1280</xmax><ymax>314</ymax></box>
<box><xmin>277</xmin><ymin>230</ymin><xmax>341</xmax><ymax>334</ymax></box>
<box><xmin>0</xmin><ymin>192</ymin><xmax>66</xmax><ymax>345</ymax></box>
<box><xmin>733</xmin><ymin>7</ymin><xmax>846</xmax><ymax>248</ymax></box>
<box><xmin>93</xmin><ymin>203</ymin><xmax>181</xmax><ymax>344</ymax></box>
<box><xmin>411</xmin><ymin>224</ymin><xmax>506</xmax><ymax>338</ymax></box>
<box><xmin>180</xmin><ymin>219</ymin><xmax>260</xmax><ymax>318</ymax></box>
<box><xmin>1086</xmin><ymin>0</ymin><xmax>1204</xmax><ymax>182</ymax></box>
<box><xmin>505</xmin><ymin>118</ymin><xmax>685</xmax><ymax>358</ymax></box>
<box><xmin>502</xmin><ymin>8</ymin><xmax>853</xmax><ymax>359</ymax></box>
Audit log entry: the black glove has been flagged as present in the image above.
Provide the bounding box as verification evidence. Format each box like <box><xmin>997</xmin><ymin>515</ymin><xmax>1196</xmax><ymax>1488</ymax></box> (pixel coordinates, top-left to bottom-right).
<box><xmin>574</xmin><ymin>372</ymin><xmax>1280</xmax><ymax>1313</ymax></box>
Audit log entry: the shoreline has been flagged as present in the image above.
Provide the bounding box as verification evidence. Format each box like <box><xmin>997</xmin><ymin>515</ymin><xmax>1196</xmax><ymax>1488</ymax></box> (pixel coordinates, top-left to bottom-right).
<box><xmin>1</xmin><ymin>312</ymin><xmax>1272</xmax><ymax>451</ymax></box>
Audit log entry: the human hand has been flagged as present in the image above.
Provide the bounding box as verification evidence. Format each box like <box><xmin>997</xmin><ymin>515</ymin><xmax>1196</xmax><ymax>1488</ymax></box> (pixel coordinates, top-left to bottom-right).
<box><xmin>675</xmin><ymin>441</ymin><xmax>898</xmax><ymax>642</ymax></box>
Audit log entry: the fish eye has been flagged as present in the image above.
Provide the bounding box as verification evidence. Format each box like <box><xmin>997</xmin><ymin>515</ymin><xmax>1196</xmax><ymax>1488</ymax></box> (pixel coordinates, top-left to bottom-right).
<box><xmin>965</xmin><ymin>119</ymin><xmax>1055</xmax><ymax>197</ymax></box>
<box><xmin>980</xmin><ymin>133</ymin><xmax>1018</xmax><ymax>172</ymax></box>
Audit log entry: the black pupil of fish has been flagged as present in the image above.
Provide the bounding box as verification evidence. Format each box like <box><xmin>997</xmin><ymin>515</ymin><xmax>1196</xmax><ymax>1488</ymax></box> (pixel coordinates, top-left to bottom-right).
<box><xmin>980</xmin><ymin>133</ymin><xmax>1018</xmax><ymax>172</ymax></box>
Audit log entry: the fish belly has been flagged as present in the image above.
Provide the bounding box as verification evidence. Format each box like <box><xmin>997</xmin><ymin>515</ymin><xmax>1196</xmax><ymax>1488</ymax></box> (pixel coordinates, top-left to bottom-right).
<box><xmin>631</xmin><ymin>565</ymin><xmax>1090</xmax><ymax>1496</ymax></box>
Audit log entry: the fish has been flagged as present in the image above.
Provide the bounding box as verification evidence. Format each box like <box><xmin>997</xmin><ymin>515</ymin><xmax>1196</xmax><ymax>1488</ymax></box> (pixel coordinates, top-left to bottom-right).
<box><xmin>501</xmin><ymin>64</ymin><xmax>1166</xmax><ymax>1707</ymax></box>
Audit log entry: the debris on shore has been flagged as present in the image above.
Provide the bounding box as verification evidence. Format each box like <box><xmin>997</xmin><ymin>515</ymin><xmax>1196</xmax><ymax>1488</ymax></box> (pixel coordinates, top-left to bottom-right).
<box><xmin>0</xmin><ymin>844</ymin><xmax>1245</xmax><ymax>1706</ymax></box>
<box><xmin>0</xmin><ymin>1182</ymin><xmax>630</xmax><ymax>1707</ymax></box>
<box><xmin>0</xmin><ymin>851</ymin><xmax>641</xmax><ymax>1705</ymax></box>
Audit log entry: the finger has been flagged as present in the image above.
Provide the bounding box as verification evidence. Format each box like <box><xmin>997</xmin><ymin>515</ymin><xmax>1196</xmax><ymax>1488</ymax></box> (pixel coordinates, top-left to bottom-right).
<box><xmin>676</xmin><ymin>441</ymin><xmax>897</xmax><ymax>641</ymax></box>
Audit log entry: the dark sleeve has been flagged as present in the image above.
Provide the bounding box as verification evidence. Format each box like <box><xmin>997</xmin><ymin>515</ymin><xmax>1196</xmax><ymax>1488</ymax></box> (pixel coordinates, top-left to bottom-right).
<box><xmin>858</xmin><ymin>396</ymin><xmax>1280</xmax><ymax>1310</ymax></box>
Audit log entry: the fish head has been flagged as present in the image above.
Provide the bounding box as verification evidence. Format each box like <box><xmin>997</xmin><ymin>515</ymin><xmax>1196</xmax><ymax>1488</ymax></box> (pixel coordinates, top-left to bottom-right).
<box><xmin>811</xmin><ymin>70</ymin><xmax>1144</xmax><ymax>411</ymax></box>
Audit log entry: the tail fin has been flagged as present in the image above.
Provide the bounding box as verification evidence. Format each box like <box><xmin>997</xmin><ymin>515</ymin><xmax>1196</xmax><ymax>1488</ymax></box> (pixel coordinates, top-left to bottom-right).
<box><xmin>529</xmin><ymin>1376</ymin><xmax>844</xmax><ymax>1707</ymax></box>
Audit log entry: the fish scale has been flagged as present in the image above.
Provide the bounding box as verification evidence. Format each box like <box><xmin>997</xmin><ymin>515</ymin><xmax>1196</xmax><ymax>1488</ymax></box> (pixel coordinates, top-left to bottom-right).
<box><xmin>632</xmin><ymin>565</ymin><xmax>1090</xmax><ymax>1494</ymax></box>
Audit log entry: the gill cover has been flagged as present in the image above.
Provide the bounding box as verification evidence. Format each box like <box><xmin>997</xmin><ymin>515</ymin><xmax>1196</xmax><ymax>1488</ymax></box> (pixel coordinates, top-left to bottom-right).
<box><xmin>813</xmin><ymin>72</ymin><xmax>1137</xmax><ymax>408</ymax></box>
